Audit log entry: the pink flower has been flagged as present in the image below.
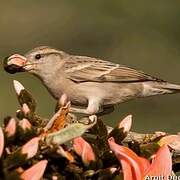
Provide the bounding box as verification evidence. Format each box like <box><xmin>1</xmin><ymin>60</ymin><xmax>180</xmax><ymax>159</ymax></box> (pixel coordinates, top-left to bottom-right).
<box><xmin>0</xmin><ymin>127</ymin><xmax>4</xmax><ymax>158</ymax></box>
<box><xmin>5</xmin><ymin>118</ymin><xmax>16</xmax><ymax>137</ymax></box>
<box><xmin>73</xmin><ymin>137</ymin><xmax>95</xmax><ymax>164</ymax></box>
<box><xmin>118</xmin><ymin>115</ymin><xmax>132</xmax><ymax>133</ymax></box>
<box><xmin>21</xmin><ymin>137</ymin><xmax>40</xmax><ymax>159</ymax></box>
<box><xmin>13</xmin><ymin>80</ymin><xmax>25</xmax><ymax>95</ymax></box>
<box><xmin>19</xmin><ymin>118</ymin><xmax>32</xmax><ymax>131</ymax></box>
<box><xmin>20</xmin><ymin>160</ymin><xmax>47</xmax><ymax>180</ymax></box>
<box><xmin>108</xmin><ymin>137</ymin><xmax>172</xmax><ymax>180</ymax></box>
<box><xmin>22</xmin><ymin>104</ymin><xmax>30</xmax><ymax>115</ymax></box>
<box><xmin>158</xmin><ymin>135</ymin><xmax>180</xmax><ymax>151</ymax></box>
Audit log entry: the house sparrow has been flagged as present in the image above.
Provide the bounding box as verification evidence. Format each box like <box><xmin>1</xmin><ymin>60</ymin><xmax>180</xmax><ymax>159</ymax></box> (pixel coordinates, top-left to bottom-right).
<box><xmin>4</xmin><ymin>46</ymin><xmax>180</xmax><ymax>115</ymax></box>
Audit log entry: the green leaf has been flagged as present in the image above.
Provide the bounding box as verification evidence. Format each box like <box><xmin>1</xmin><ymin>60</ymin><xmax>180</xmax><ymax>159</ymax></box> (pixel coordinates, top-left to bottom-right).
<box><xmin>46</xmin><ymin>116</ymin><xmax>97</xmax><ymax>145</ymax></box>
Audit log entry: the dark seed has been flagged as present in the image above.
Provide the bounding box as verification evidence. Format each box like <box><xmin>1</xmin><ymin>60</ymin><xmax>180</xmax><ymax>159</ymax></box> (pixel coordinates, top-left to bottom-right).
<box><xmin>3</xmin><ymin>56</ymin><xmax>25</xmax><ymax>74</ymax></box>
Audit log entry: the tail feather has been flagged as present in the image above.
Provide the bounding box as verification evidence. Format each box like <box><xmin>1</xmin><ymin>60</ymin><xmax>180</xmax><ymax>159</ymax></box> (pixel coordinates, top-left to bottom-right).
<box><xmin>157</xmin><ymin>82</ymin><xmax>180</xmax><ymax>92</ymax></box>
<box><xmin>142</xmin><ymin>82</ymin><xmax>180</xmax><ymax>97</ymax></box>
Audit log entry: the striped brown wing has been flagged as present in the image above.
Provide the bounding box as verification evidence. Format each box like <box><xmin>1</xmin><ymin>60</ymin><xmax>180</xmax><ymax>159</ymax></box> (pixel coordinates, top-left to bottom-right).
<box><xmin>63</xmin><ymin>56</ymin><xmax>162</xmax><ymax>83</ymax></box>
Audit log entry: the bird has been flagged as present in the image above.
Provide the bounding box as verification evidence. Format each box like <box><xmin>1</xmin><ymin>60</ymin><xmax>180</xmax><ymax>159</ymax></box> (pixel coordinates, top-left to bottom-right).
<box><xmin>4</xmin><ymin>46</ymin><xmax>180</xmax><ymax>115</ymax></box>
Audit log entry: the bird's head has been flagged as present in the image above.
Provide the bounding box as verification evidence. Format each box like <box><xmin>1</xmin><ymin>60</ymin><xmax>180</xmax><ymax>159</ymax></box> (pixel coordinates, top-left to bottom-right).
<box><xmin>4</xmin><ymin>46</ymin><xmax>67</xmax><ymax>78</ymax></box>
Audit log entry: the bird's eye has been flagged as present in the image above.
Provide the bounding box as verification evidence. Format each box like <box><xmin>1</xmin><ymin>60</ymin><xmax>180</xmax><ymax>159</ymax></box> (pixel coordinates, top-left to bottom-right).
<box><xmin>35</xmin><ymin>54</ymin><xmax>41</xmax><ymax>60</ymax></box>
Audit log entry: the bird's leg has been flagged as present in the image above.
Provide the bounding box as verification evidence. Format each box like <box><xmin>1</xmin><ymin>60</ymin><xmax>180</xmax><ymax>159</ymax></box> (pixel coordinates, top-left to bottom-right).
<box><xmin>69</xmin><ymin>107</ymin><xmax>91</xmax><ymax>114</ymax></box>
<box><xmin>69</xmin><ymin>100</ymin><xmax>114</xmax><ymax>116</ymax></box>
<box><xmin>69</xmin><ymin>99</ymin><xmax>101</xmax><ymax>115</ymax></box>
<box><xmin>96</xmin><ymin>105</ymin><xmax>115</xmax><ymax>116</ymax></box>
<box><xmin>69</xmin><ymin>105</ymin><xmax>114</xmax><ymax>116</ymax></box>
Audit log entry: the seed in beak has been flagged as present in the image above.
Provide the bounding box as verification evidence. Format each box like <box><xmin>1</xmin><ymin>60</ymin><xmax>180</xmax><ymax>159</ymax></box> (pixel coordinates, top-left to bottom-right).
<box><xmin>7</xmin><ymin>54</ymin><xmax>27</xmax><ymax>66</ymax></box>
<box><xmin>3</xmin><ymin>54</ymin><xmax>27</xmax><ymax>74</ymax></box>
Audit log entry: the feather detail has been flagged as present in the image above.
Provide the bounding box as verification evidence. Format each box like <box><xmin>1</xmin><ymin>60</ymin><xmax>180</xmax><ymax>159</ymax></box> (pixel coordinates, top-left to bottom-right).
<box><xmin>63</xmin><ymin>56</ymin><xmax>163</xmax><ymax>83</ymax></box>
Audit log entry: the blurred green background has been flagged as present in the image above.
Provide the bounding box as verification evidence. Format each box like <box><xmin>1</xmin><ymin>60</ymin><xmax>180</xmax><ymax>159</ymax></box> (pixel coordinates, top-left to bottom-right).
<box><xmin>1</xmin><ymin>0</ymin><xmax>180</xmax><ymax>133</ymax></box>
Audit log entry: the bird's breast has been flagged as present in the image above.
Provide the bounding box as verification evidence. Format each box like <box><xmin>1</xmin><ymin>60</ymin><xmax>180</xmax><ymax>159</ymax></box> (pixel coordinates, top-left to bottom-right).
<box><xmin>41</xmin><ymin>76</ymin><xmax>88</xmax><ymax>105</ymax></box>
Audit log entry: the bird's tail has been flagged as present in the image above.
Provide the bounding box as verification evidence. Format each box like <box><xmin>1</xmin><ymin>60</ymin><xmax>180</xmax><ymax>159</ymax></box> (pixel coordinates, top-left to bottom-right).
<box><xmin>142</xmin><ymin>81</ymin><xmax>180</xmax><ymax>97</ymax></box>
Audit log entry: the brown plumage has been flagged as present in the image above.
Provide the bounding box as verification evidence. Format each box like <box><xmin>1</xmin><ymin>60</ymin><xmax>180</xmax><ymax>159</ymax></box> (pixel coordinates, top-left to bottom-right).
<box><xmin>5</xmin><ymin>46</ymin><xmax>180</xmax><ymax>115</ymax></box>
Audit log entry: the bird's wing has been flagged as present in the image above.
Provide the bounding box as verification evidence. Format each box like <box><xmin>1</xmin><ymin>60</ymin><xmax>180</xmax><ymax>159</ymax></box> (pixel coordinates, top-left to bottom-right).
<box><xmin>63</xmin><ymin>56</ymin><xmax>162</xmax><ymax>83</ymax></box>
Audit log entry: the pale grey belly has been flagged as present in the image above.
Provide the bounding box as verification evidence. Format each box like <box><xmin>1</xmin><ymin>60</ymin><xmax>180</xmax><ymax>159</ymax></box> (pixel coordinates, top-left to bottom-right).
<box><xmin>67</xmin><ymin>82</ymin><xmax>143</xmax><ymax>106</ymax></box>
<box><xmin>43</xmin><ymin>78</ymin><xmax>143</xmax><ymax>106</ymax></box>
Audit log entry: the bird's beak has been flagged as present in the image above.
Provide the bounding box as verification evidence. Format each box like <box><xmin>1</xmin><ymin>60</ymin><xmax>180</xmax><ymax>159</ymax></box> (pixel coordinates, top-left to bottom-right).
<box><xmin>4</xmin><ymin>54</ymin><xmax>27</xmax><ymax>74</ymax></box>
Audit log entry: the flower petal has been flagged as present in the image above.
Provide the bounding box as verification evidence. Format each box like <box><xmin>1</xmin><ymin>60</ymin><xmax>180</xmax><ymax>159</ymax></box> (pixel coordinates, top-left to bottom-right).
<box><xmin>19</xmin><ymin>118</ymin><xmax>32</xmax><ymax>131</ymax></box>
<box><xmin>118</xmin><ymin>115</ymin><xmax>132</xmax><ymax>133</ymax></box>
<box><xmin>21</xmin><ymin>137</ymin><xmax>39</xmax><ymax>159</ymax></box>
<box><xmin>73</xmin><ymin>137</ymin><xmax>95</xmax><ymax>164</ymax></box>
<box><xmin>0</xmin><ymin>127</ymin><xmax>4</xmax><ymax>158</ymax></box>
<box><xmin>138</xmin><ymin>157</ymin><xmax>150</xmax><ymax>173</ymax></box>
<box><xmin>145</xmin><ymin>145</ymin><xmax>172</xmax><ymax>178</ymax></box>
<box><xmin>22</xmin><ymin>103</ymin><xmax>30</xmax><ymax>115</ymax></box>
<box><xmin>59</xmin><ymin>93</ymin><xmax>69</xmax><ymax>106</ymax></box>
<box><xmin>158</xmin><ymin>135</ymin><xmax>180</xmax><ymax>151</ymax></box>
<box><xmin>108</xmin><ymin>137</ymin><xmax>143</xmax><ymax>180</ymax></box>
<box><xmin>120</xmin><ymin>159</ymin><xmax>133</xmax><ymax>180</ymax></box>
<box><xmin>57</xmin><ymin>146</ymin><xmax>75</xmax><ymax>162</ymax></box>
<box><xmin>5</xmin><ymin>118</ymin><xmax>16</xmax><ymax>137</ymax></box>
<box><xmin>13</xmin><ymin>80</ymin><xmax>24</xmax><ymax>95</ymax></box>
<box><xmin>20</xmin><ymin>160</ymin><xmax>47</xmax><ymax>180</ymax></box>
